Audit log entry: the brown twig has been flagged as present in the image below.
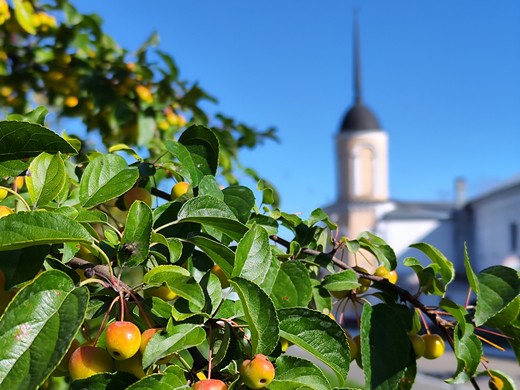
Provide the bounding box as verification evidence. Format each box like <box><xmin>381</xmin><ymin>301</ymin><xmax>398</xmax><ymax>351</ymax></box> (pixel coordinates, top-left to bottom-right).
<box><xmin>269</xmin><ymin>235</ymin><xmax>456</xmax><ymax>349</ymax></box>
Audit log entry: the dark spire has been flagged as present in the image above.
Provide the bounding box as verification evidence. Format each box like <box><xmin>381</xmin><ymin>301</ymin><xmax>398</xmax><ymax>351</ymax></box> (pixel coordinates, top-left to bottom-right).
<box><xmin>340</xmin><ymin>11</ymin><xmax>381</xmax><ymax>132</ymax></box>
<box><xmin>353</xmin><ymin>10</ymin><xmax>362</xmax><ymax>104</ymax></box>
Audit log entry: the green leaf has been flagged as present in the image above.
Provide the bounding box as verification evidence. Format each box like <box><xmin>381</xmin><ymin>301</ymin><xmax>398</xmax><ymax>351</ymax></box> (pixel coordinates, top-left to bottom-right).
<box><xmin>306</xmin><ymin>208</ymin><xmax>337</xmax><ymax>230</ymax></box>
<box><xmin>201</xmin><ymin>271</ymin><xmax>223</xmax><ymax>316</ymax></box>
<box><xmin>79</xmin><ymin>154</ymin><xmax>139</xmax><ymax>208</ymax></box>
<box><xmin>117</xmin><ymin>201</ymin><xmax>153</xmax><ymax>266</ymax></box>
<box><xmin>70</xmin><ymin>372</ymin><xmax>137</xmax><ymax>390</ymax></box>
<box><xmin>463</xmin><ymin>244</ymin><xmax>478</xmax><ymax>292</ymax></box>
<box><xmin>478</xmin><ymin>370</ymin><xmax>516</xmax><ymax>390</ymax></box>
<box><xmin>108</xmin><ymin>143</ymin><xmax>143</xmax><ymax>162</ymax></box>
<box><xmin>137</xmin><ymin>115</ymin><xmax>156</xmax><ymax>146</ymax></box>
<box><xmin>0</xmin><ymin>160</ymin><xmax>29</xmax><ymax>177</ymax></box>
<box><xmin>358</xmin><ymin>232</ymin><xmax>397</xmax><ymax>270</ymax></box>
<box><xmin>183</xmin><ymin>235</ymin><xmax>234</xmax><ymax>276</ymax></box>
<box><xmin>0</xmin><ymin>270</ymin><xmax>89</xmax><ymax>389</ymax></box>
<box><xmin>23</xmin><ymin>107</ymin><xmax>48</xmax><ymax>125</ymax></box>
<box><xmin>143</xmin><ymin>265</ymin><xmax>205</xmax><ymax>311</ymax></box>
<box><xmin>499</xmin><ymin>325</ymin><xmax>520</xmax><ymax>365</ymax></box>
<box><xmin>223</xmin><ymin>185</ymin><xmax>255</xmax><ymax>224</ymax></box>
<box><xmin>198</xmin><ymin>175</ymin><xmax>223</xmax><ymax>199</ymax></box>
<box><xmin>75</xmin><ymin>209</ymin><xmax>108</xmax><ymax>224</ymax></box>
<box><xmin>270</xmin><ymin>260</ymin><xmax>313</xmax><ymax>308</ymax></box>
<box><xmin>26</xmin><ymin>152</ymin><xmax>66</xmax><ymax>207</ymax></box>
<box><xmin>178</xmin><ymin>196</ymin><xmax>248</xmax><ymax>241</ymax></box>
<box><xmin>403</xmin><ymin>257</ymin><xmax>446</xmax><ymax>296</ymax></box>
<box><xmin>360</xmin><ymin>304</ymin><xmax>411</xmax><ymax>390</ymax></box>
<box><xmin>151</xmin><ymin>233</ymin><xmax>183</xmax><ymax>264</ymax></box>
<box><xmin>165</xmin><ymin>140</ymin><xmax>203</xmax><ymax>186</ymax></box>
<box><xmin>233</xmin><ymin>224</ymin><xmax>271</xmax><ymax>285</ymax></box>
<box><xmin>141</xmin><ymin>324</ymin><xmax>205</xmax><ymax>368</ymax></box>
<box><xmin>310</xmin><ymin>279</ymin><xmax>332</xmax><ymax>314</ymax></box>
<box><xmin>13</xmin><ymin>0</ymin><xmax>36</xmax><ymax>34</ymax></box>
<box><xmin>278</xmin><ymin>307</ymin><xmax>349</xmax><ymax>386</ymax></box>
<box><xmin>446</xmin><ymin>324</ymin><xmax>482</xmax><ymax>384</ymax></box>
<box><xmin>475</xmin><ymin>265</ymin><xmax>520</xmax><ymax>326</ymax></box>
<box><xmin>126</xmin><ymin>365</ymin><xmax>187</xmax><ymax>389</ymax></box>
<box><xmin>269</xmin><ymin>355</ymin><xmax>331</xmax><ymax>390</ymax></box>
<box><xmin>0</xmin><ymin>121</ymin><xmax>77</xmax><ymax>162</ymax></box>
<box><xmin>248</xmin><ymin>214</ymin><xmax>279</xmax><ymax>235</ymax></box>
<box><xmin>409</xmin><ymin>242</ymin><xmax>455</xmax><ymax>289</ymax></box>
<box><xmin>440</xmin><ymin>299</ymin><xmax>482</xmax><ymax>383</ymax></box>
<box><xmin>230</xmin><ymin>277</ymin><xmax>279</xmax><ymax>355</ymax></box>
<box><xmin>178</xmin><ymin>125</ymin><xmax>219</xmax><ymax>176</ymax></box>
<box><xmin>485</xmin><ymin>296</ymin><xmax>520</xmax><ymax>328</ymax></box>
<box><xmin>0</xmin><ymin>245</ymin><xmax>50</xmax><ymax>289</ymax></box>
<box><xmin>0</xmin><ymin>211</ymin><xmax>93</xmax><ymax>251</ymax></box>
<box><xmin>321</xmin><ymin>269</ymin><xmax>360</xmax><ymax>293</ymax></box>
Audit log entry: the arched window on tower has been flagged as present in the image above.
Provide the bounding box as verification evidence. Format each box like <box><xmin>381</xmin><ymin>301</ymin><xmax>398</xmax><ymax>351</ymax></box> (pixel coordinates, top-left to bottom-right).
<box><xmin>352</xmin><ymin>144</ymin><xmax>374</xmax><ymax>198</ymax></box>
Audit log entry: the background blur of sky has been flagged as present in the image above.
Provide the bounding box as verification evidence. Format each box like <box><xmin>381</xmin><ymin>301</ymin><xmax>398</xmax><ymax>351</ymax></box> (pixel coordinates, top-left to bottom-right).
<box><xmin>73</xmin><ymin>1</ymin><xmax>520</xmax><ymax>218</ymax></box>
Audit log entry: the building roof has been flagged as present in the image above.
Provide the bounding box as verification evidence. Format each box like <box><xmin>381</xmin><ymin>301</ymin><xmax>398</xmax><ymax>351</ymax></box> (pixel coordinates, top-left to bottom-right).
<box><xmin>382</xmin><ymin>201</ymin><xmax>454</xmax><ymax>221</ymax></box>
<box><xmin>341</xmin><ymin>103</ymin><xmax>381</xmax><ymax>131</ymax></box>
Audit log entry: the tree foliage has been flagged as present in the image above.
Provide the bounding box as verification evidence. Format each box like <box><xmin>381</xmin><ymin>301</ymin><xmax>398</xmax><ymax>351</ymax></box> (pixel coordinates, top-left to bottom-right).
<box><xmin>0</xmin><ymin>1</ymin><xmax>518</xmax><ymax>389</ymax></box>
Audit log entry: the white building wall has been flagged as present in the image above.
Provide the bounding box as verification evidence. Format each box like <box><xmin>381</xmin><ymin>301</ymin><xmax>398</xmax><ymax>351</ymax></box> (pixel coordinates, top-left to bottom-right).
<box><xmin>378</xmin><ymin>219</ymin><xmax>455</xmax><ymax>265</ymax></box>
<box><xmin>471</xmin><ymin>186</ymin><xmax>520</xmax><ymax>271</ymax></box>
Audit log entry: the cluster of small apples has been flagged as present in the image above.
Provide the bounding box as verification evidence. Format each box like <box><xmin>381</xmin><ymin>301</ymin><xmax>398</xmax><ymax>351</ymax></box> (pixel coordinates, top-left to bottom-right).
<box><xmin>409</xmin><ymin>333</ymin><xmax>445</xmax><ymax>360</ymax></box>
<box><xmin>158</xmin><ymin>107</ymin><xmax>187</xmax><ymax>131</ymax></box>
<box><xmin>67</xmin><ymin>322</ymin><xmax>170</xmax><ymax>380</ymax></box>
<box><xmin>192</xmin><ymin>354</ymin><xmax>275</xmax><ymax>390</ymax></box>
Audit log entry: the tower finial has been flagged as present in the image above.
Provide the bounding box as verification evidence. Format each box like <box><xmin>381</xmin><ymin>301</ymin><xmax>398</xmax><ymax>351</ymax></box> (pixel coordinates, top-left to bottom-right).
<box><xmin>353</xmin><ymin>9</ymin><xmax>362</xmax><ymax>105</ymax></box>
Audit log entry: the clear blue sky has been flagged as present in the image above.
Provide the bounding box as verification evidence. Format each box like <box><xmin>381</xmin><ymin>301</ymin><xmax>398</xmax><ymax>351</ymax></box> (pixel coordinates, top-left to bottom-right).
<box><xmin>74</xmin><ymin>1</ymin><xmax>520</xmax><ymax>218</ymax></box>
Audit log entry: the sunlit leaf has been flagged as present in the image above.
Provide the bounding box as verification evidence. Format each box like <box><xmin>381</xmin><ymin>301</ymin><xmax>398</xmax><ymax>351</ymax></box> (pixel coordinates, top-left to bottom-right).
<box><xmin>0</xmin><ymin>211</ymin><xmax>93</xmax><ymax>251</ymax></box>
<box><xmin>474</xmin><ymin>265</ymin><xmax>520</xmax><ymax>326</ymax></box>
<box><xmin>278</xmin><ymin>307</ymin><xmax>349</xmax><ymax>387</ymax></box>
<box><xmin>270</xmin><ymin>260</ymin><xmax>312</xmax><ymax>308</ymax></box>
<box><xmin>26</xmin><ymin>152</ymin><xmax>66</xmax><ymax>207</ymax></box>
<box><xmin>269</xmin><ymin>355</ymin><xmax>331</xmax><ymax>390</ymax></box>
<box><xmin>230</xmin><ymin>277</ymin><xmax>279</xmax><ymax>355</ymax></box>
<box><xmin>79</xmin><ymin>154</ymin><xmax>139</xmax><ymax>208</ymax></box>
<box><xmin>117</xmin><ymin>201</ymin><xmax>152</xmax><ymax>266</ymax></box>
<box><xmin>360</xmin><ymin>304</ymin><xmax>411</xmax><ymax>390</ymax></box>
<box><xmin>0</xmin><ymin>121</ymin><xmax>76</xmax><ymax>162</ymax></box>
<box><xmin>233</xmin><ymin>224</ymin><xmax>271</xmax><ymax>285</ymax></box>
<box><xmin>0</xmin><ymin>270</ymin><xmax>89</xmax><ymax>389</ymax></box>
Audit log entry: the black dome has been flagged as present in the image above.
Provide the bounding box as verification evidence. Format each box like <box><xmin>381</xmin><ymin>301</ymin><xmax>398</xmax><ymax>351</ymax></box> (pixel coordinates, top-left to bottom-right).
<box><xmin>340</xmin><ymin>103</ymin><xmax>381</xmax><ymax>132</ymax></box>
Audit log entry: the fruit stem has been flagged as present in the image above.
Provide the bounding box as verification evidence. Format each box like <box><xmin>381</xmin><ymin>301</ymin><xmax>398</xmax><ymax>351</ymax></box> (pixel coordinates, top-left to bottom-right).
<box><xmin>119</xmin><ymin>290</ymin><xmax>125</xmax><ymax>321</ymax></box>
<box><xmin>475</xmin><ymin>334</ymin><xmax>505</xmax><ymax>351</ymax></box>
<box><xmin>173</xmin><ymin>352</ymin><xmax>192</xmax><ymax>372</ymax></box>
<box><xmin>79</xmin><ymin>277</ymin><xmax>108</xmax><ymax>288</ymax></box>
<box><xmin>0</xmin><ymin>186</ymin><xmax>31</xmax><ymax>211</ymax></box>
<box><xmin>153</xmin><ymin>219</ymin><xmax>180</xmax><ymax>234</ymax></box>
<box><xmin>89</xmin><ymin>242</ymin><xmax>115</xmax><ymax>279</ymax></box>
<box><xmin>464</xmin><ymin>287</ymin><xmax>473</xmax><ymax>309</ymax></box>
<box><xmin>127</xmin><ymin>289</ymin><xmax>154</xmax><ymax>329</ymax></box>
<box><xmin>418</xmin><ymin>309</ymin><xmax>431</xmax><ymax>334</ymax></box>
<box><xmin>94</xmin><ymin>295</ymin><xmax>120</xmax><ymax>345</ymax></box>
<box><xmin>207</xmin><ymin>322</ymin><xmax>214</xmax><ymax>379</ymax></box>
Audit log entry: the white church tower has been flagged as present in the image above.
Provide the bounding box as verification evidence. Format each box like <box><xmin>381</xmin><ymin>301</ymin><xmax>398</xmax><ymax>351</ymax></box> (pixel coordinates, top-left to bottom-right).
<box><xmin>325</xmin><ymin>17</ymin><xmax>393</xmax><ymax>256</ymax></box>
